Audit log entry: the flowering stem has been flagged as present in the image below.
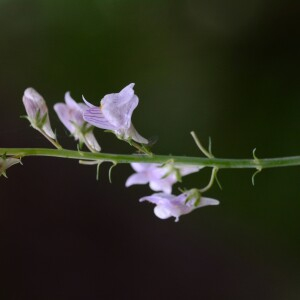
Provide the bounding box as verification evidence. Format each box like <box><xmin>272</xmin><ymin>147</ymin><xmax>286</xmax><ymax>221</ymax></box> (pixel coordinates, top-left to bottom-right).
<box><xmin>1</xmin><ymin>148</ymin><xmax>300</xmax><ymax>170</ymax></box>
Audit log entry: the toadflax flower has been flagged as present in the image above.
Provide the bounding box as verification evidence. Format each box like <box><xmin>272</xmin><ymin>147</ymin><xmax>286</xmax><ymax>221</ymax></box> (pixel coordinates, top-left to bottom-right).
<box><xmin>125</xmin><ymin>163</ymin><xmax>201</xmax><ymax>194</ymax></box>
<box><xmin>0</xmin><ymin>157</ymin><xmax>21</xmax><ymax>177</ymax></box>
<box><xmin>54</xmin><ymin>92</ymin><xmax>101</xmax><ymax>152</ymax></box>
<box><xmin>83</xmin><ymin>83</ymin><xmax>148</xmax><ymax>144</ymax></box>
<box><xmin>22</xmin><ymin>88</ymin><xmax>56</xmax><ymax>141</ymax></box>
<box><xmin>140</xmin><ymin>191</ymin><xmax>219</xmax><ymax>222</ymax></box>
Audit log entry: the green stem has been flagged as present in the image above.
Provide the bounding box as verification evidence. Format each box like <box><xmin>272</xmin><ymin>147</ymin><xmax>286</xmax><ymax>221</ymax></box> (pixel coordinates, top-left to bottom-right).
<box><xmin>1</xmin><ymin>148</ymin><xmax>300</xmax><ymax>169</ymax></box>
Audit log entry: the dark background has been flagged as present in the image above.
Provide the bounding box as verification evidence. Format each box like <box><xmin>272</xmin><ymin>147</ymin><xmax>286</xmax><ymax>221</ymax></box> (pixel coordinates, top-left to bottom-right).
<box><xmin>1</xmin><ymin>0</ymin><xmax>300</xmax><ymax>299</ymax></box>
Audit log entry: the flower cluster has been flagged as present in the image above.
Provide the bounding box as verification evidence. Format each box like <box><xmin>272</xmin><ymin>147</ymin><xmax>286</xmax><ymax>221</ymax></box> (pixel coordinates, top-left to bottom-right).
<box><xmin>126</xmin><ymin>162</ymin><xmax>219</xmax><ymax>221</ymax></box>
<box><xmin>19</xmin><ymin>83</ymin><xmax>219</xmax><ymax>222</ymax></box>
<box><xmin>22</xmin><ymin>84</ymin><xmax>147</xmax><ymax>151</ymax></box>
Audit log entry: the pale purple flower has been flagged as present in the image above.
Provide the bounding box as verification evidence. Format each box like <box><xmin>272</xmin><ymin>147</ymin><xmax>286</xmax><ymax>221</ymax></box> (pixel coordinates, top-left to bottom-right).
<box><xmin>22</xmin><ymin>88</ymin><xmax>56</xmax><ymax>140</ymax></box>
<box><xmin>54</xmin><ymin>92</ymin><xmax>101</xmax><ymax>152</ymax></box>
<box><xmin>140</xmin><ymin>192</ymin><xmax>219</xmax><ymax>222</ymax></box>
<box><xmin>125</xmin><ymin>163</ymin><xmax>201</xmax><ymax>194</ymax></box>
<box><xmin>82</xmin><ymin>83</ymin><xmax>148</xmax><ymax>144</ymax></box>
<box><xmin>0</xmin><ymin>157</ymin><xmax>21</xmax><ymax>177</ymax></box>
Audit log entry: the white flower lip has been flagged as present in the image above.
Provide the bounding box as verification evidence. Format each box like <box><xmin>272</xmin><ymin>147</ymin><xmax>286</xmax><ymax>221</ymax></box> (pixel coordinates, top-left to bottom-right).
<box><xmin>82</xmin><ymin>83</ymin><xmax>148</xmax><ymax>144</ymax></box>
<box><xmin>140</xmin><ymin>192</ymin><xmax>219</xmax><ymax>222</ymax></box>
<box><xmin>125</xmin><ymin>163</ymin><xmax>202</xmax><ymax>194</ymax></box>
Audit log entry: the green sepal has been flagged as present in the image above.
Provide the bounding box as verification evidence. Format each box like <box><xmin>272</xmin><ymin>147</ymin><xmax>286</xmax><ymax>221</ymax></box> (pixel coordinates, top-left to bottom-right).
<box><xmin>184</xmin><ymin>188</ymin><xmax>201</xmax><ymax>207</ymax></box>
<box><xmin>39</xmin><ymin>112</ymin><xmax>48</xmax><ymax>128</ymax></box>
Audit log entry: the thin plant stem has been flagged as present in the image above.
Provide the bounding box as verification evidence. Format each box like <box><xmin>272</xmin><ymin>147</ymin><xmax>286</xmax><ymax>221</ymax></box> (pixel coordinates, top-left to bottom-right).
<box><xmin>2</xmin><ymin>148</ymin><xmax>300</xmax><ymax>170</ymax></box>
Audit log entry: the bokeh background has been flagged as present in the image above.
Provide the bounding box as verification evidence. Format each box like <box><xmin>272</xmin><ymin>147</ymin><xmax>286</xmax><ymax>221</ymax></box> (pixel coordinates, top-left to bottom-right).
<box><xmin>1</xmin><ymin>0</ymin><xmax>300</xmax><ymax>299</ymax></box>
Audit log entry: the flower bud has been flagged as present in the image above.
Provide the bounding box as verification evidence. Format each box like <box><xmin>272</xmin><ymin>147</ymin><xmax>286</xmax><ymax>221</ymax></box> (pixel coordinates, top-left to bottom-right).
<box><xmin>22</xmin><ymin>88</ymin><xmax>56</xmax><ymax>140</ymax></box>
<box><xmin>0</xmin><ymin>157</ymin><xmax>21</xmax><ymax>177</ymax></box>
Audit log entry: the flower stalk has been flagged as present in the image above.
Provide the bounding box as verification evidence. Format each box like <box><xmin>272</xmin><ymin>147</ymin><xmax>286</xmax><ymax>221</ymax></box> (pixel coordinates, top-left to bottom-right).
<box><xmin>1</xmin><ymin>147</ymin><xmax>300</xmax><ymax>170</ymax></box>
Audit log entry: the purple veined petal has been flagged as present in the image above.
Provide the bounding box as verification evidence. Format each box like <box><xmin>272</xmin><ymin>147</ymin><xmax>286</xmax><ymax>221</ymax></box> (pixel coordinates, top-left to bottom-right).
<box><xmin>119</xmin><ymin>83</ymin><xmax>135</xmax><ymax>100</ymax></box>
<box><xmin>84</xmin><ymin>131</ymin><xmax>101</xmax><ymax>152</ymax></box>
<box><xmin>101</xmin><ymin>84</ymin><xmax>139</xmax><ymax>129</ymax></box>
<box><xmin>54</xmin><ymin>103</ymin><xmax>76</xmax><ymax>134</ymax></box>
<box><xmin>102</xmin><ymin>83</ymin><xmax>135</xmax><ymax>106</ymax></box>
<box><xmin>83</xmin><ymin>107</ymin><xmax>117</xmax><ymax>131</ymax></box>
<box><xmin>124</xmin><ymin>123</ymin><xmax>148</xmax><ymax>144</ymax></box>
<box><xmin>125</xmin><ymin>173</ymin><xmax>149</xmax><ymax>187</ymax></box>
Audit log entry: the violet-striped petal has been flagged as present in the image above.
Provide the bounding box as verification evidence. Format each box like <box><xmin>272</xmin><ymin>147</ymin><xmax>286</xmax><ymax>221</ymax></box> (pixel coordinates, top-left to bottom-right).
<box><xmin>101</xmin><ymin>83</ymin><xmax>139</xmax><ymax>129</ymax></box>
<box><xmin>83</xmin><ymin>107</ymin><xmax>117</xmax><ymax>131</ymax></box>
